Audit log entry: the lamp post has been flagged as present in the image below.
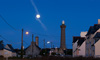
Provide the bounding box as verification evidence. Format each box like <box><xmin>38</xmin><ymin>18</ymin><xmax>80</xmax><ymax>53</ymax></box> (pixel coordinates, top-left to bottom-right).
<box><xmin>32</xmin><ymin>34</ymin><xmax>34</xmax><ymax>57</ymax></box>
<box><xmin>21</xmin><ymin>29</ymin><xmax>23</xmax><ymax>58</ymax></box>
<box><xmin>51</xmin><ymin>42</ymin><xmax>52</xmax><ymax>48</ymax></box>
<box><xmin>43</xmin><ymin>39</ymin><xmax>45</xmax><ymax>49</ymax></box>
<box><xmin>21</xmin><ymin>29</ymin><xmax>29</xmax><ymax>58</ymax></box>
<box><xmin>47</xmin><ymin>41</ymin><xmax>52</xmax><ymax>48</ymax></box>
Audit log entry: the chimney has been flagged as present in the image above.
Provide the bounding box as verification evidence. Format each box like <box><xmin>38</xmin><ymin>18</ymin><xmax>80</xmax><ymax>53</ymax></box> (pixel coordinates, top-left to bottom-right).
<box><xmin>35</xmin><ymin>36</ymin><xmax>39</xmax><ymax>46</ymax></box>
<box><xmin>98</xmin><ymin>19</ymin><xmax>100</xmax><ymax>24</ymax></box>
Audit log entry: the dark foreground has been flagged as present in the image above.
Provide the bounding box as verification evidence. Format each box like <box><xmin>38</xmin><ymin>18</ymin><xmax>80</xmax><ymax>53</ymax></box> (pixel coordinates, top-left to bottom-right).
<box><xmin>1</xmin><ymin>56</ymin><xmax>100</xmax><ymax>60</ymax></box>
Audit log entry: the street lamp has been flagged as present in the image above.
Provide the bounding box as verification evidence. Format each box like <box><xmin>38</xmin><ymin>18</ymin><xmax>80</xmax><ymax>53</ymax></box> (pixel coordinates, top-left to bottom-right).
<box><xmin>21</xmin><ymin>29</ymin><xmax>24</xmax><ymax>59</ymax></box>
<box><xmin>47</xmin><ymin>41</ymin><xmax>50</xmax><ymax>44</ymax></box>
<box><xmin>47</xmin><ymin>41</ymin><xmax>52</xmax><ymax>48</ymax></box>
<box><xmin>21</xmin><ymin>30</ymin><xmax>29</xmax><ymax>59</ymax></box>
<box><xmin>25</xmin><ymin>32</ymin><xmax>29</xmax><ymax>35</ymax></box>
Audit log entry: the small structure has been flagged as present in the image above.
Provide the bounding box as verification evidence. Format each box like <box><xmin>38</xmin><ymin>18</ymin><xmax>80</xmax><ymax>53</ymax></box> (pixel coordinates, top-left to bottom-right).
<box><xmin>73</xmin><ymin>19</ymin><xmax>100</xmax><ymax>57</ymax></box>
<box><xmin>85</xmin><ymin>19</ymin><xmax>100</xmax><ymax>57</ymax></box>
<box><xmin>25</xmin><ymin>35</ymin><xmax>41</xmax><ymax>58</ymax></box>
<box><xmin>73</xmin><ymin>36</ymin><xmax>80</xmax><ymax>57</ymax></box>
<box><xmin>25</xmin><ymin>42</ymin><xmax>41</xmax><ymax>58</ymax></box>
<box><xmin>0</xmin><ymin>44</ymin><xmax>16</xmax><ymax>58</ymax></box>
<box><xmin>77</xmin><ymin>37</ymin><xmax>85</xmax><ymax>57</ymax></box>
<box><xmin>73</xmin><ymin>32</ymin><xmax>87</xmax><ymax>57</ymax></box>
<box><xmin>93</xmin><ymin>32</ymin><xmax>100</xmax><ymax>57</ymax></box>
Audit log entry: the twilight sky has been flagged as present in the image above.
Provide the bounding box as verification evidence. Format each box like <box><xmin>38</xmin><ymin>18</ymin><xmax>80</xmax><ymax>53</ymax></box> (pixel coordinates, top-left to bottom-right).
<box><xmin>0</xmin><ymin>0</ymin><xmax>100</xmax><ymax>49</ymax></box>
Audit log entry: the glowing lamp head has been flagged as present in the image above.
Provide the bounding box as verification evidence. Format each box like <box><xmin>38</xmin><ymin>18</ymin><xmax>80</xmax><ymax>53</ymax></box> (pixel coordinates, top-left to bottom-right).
<box><xmin>26</xmin><ymin>32</ymin><xmax>29</xmax><ymax>35</ymax></box>
<box><xmin>62</xmin><ymin>20</ymin><xmax>65</xmax><ymax>24</ymax></box>
<box><xmin>47</xmin><ymin>41</ymin><xmax>50</xmax><ymax>44</ymax></box>
<box><xmin>36</xmin><ymin>14</ymin><xmax>40</xmax><ymax>19</ymax></box>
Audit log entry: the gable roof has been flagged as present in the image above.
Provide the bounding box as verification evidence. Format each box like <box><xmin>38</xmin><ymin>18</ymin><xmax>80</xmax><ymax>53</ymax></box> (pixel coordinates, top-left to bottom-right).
<box><xmin>86</xmin><ymin>24</ymin><xmax>100</xmax><ymax>36</ymax></box>
<box><xmin>86</xmin><ymin>26</ymin><xmax>94</xmax><ymax>36</ymax></box>
<box><xmin>73</xmin><ymin>36</ymin><xmax>81</xmax><ymax>43</ymax></box>
<box><xmin>77</xmin><ymin>37</ymin><xmax>85</xmax><ymax>46</ymax></box>
<box><xmin>5</xmin><ymin>44</ymin><xmax>15</xmax><ymax>52</ymax></box>
<box><xmin>92</xmin><ymin>32</ymin><xmax>100</xmax><ymax>46</ymax></box>
<box><xmin>7</xmin><ymin>44</ymin><xmax>14</xmax><ymax>50</ymax></box>
<box><xmin>94</xmin><ymin>32</ymin><xmax>100</xmax><ymax>38</ymax></box>
<box><xmin>35</xmin><ymin>44</ymin><xmax>41</xmax><ymax>50</ymax></box>
<box><xmin>25</xmin><ymin>42</ymin><xmax>41</xmax><ymax>51</ymax></box>
<box><xmin>24</xmin><ymin>45</ymin><xmax>30</xmax><ymax>51</ymax></box>
<box><xmin>0</xmin><ymin>43</ymin><xmax>15</xmax><ymax>52</ymax></box>
<box><xmin>73</xmin><ymin>36</ymin><xmax>85</xmax><ymax>46</ymax></box>
<box><xmin>4</xmin><ymin>48</ymin><xmax>15</xmax><ymax>52</ymax></box>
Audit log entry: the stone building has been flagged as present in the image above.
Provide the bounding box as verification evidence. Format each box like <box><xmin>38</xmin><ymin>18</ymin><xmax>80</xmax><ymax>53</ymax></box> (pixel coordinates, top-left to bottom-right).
<box><xmin>73</xmin><ymin>19</ymin><xmax>100</xmax><ymax>57</ymax></box>
<box><xmin>85</xmin><ymin>19</ymin><xmax>100</xmax><ymax>57</ymax></box>
<box><xmin>0</xmin><ymin>44</ymin><xmax>16</xmax><ymax>58</ymax></box>
<box><xmin>25</xmin><ymin>36</ymin><xmax>41</xmax><ymax>58</ymax></box>
<box><xmin>73</xmin><ymin>32</ymin><xmax>87</xmax><ymax>57</ymax></box>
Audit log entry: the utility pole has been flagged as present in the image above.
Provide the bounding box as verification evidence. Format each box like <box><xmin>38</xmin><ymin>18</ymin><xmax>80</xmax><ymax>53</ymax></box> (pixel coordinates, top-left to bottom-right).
<box><xmin>32</xmin><ymin>34</ymin><xmax>33</xmax><ymax>42</ymax></box>
<box><xmin>51</xmin><ymin>42</ymin><xmax>52</xmax><ymax>48</ymax></box>
<box><xmin>53</xmin><ymin>45</ymin><xmax>54</xmax><ymax>48</ymax></box>
<box><xmin>43</xmin><ymin>39</ymin><xmax>45</xmax><ymax>49</ymax></box>
<box><xmin>21</xmin><ymin>29</ymin><xmax>23</xmax><ymax>58</ymax></box>
<box><xmin>32</xmin><ymin>34</ymin><xmax>34</xmax><ymax>57</ymax></box>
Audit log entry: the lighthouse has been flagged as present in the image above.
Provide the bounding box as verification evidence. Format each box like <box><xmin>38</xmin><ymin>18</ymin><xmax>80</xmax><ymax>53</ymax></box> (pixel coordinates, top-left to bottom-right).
<box><xmin>60</xmin><ymin>20</ymin><xmax>66</xmax><ymax>50</ymax></box>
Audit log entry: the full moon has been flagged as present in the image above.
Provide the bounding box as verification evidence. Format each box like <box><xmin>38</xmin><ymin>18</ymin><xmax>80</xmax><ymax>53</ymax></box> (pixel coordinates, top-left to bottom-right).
<box><xmin>36</xmin><ymin>14</ymin><xmax>40</xmax><ymax>19</ymax></box>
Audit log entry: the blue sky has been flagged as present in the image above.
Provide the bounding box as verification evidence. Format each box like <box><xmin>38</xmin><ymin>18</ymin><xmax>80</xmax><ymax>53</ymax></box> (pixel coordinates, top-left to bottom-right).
<box><xmin>0</xmin><ymin>0</ymin><xmax>100</xmax><ymax>49</ymax></box>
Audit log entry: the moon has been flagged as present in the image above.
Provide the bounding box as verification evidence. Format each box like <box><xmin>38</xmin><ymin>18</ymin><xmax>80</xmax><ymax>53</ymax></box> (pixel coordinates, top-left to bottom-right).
<box><xmin>36</xmin><ymin>14</ymin><xmax>40</xmax><ymax>19</ymax></box>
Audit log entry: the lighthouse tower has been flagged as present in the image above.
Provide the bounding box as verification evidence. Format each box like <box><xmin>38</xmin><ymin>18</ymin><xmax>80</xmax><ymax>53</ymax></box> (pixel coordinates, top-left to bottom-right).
<box><xmin>60</xmin><ymin>20</ymin><xmax>66</xmax><ymax>50</ymax></box>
